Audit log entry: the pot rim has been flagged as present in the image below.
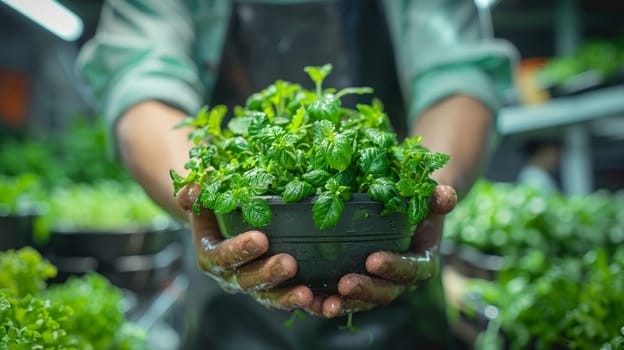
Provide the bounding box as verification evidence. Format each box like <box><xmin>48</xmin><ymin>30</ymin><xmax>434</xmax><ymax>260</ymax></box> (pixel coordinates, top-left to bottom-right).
<box><xmin>253</xmin><ymin>192</ymin><xmax>381</xmax><ymax>205</ymax></box>
<box><xmin>50</xmin><ymin>220</ymin><xmax>182</xmax><ymax>236</ymax></box>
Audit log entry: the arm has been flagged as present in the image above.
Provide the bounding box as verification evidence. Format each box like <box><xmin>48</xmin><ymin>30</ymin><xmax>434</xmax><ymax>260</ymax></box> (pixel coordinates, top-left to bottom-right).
<box><xmin>116</xmin><ymin>101</ymin><xmax>192</xmax><ymax>219</ymax></box>
<box><xmin>318</xmin><ymin>0</ymin><xmax>513</xmax><ymax>318</ymax></box>
<box><xmin>411</xmin><ymin>95</ymin><xmax>494</xmax><ymax>198</ymax></box>
<box><xmin>79</xmin><ymin>1</ymin><xmax>312</xmax><ymax>311</ymax></box>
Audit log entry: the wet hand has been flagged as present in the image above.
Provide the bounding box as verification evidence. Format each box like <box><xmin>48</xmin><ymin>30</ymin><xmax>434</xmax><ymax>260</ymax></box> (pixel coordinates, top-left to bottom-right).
<box><xmin>177</xmin><ymin>183</ymin><xmax>313</xmax><ymax>311</ymax></box>
<box><xmin>309</xmin><ymin>185</ymin><xmax>457</xmax><ymax>318</ymax></box>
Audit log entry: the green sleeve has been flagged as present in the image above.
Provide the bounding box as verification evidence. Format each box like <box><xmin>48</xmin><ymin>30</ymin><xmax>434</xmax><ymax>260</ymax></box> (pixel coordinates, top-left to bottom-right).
<box><xmin>381</xmin><ymin>0</ymin><xmax>518</xmax><ymax>126</ymax></box>
<box><xmin>76</xmin><ymin>0</ymin><xmax>203</xmax><ymax>148</ymax></box>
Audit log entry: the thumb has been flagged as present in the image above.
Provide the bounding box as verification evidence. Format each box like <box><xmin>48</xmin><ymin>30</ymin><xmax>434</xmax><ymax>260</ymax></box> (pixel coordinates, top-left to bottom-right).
<box><xmin>429</xmin><ymin>184</ymin><xmax>457</xmax><ymax>215</ymax></box>
<box><xmin>177</xmin><ymin>182</ymin><xmax>202</xmax><ymax>212</ymax></box>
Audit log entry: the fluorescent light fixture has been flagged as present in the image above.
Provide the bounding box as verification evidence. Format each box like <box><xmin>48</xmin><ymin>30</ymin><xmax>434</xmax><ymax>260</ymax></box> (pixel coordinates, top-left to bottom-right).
<box><xmin>474</xmin><ymin>0</ymin><xmax>501</xmax><ymax>9</ymax></box>
<box><xmin>1</xmin><ymin>0</ymin><xmax>84</xmax><ymax>41</ymax></box>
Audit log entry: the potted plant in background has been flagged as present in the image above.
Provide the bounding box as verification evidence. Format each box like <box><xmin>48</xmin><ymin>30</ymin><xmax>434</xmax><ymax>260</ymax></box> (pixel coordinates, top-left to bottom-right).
<box><xmin>171</xmin><ymin>64</ymin><xmax>450</xmax><ymax>292</ymax></box>
<box><xmin>41</xmin><ymin>180</ymin><xmax>183</xmax><ymax>292</ymax></box>
<box><xmin>0</xmin><ymin>173</ymin><xmax>47</xmax><ymax>250</ymax></box>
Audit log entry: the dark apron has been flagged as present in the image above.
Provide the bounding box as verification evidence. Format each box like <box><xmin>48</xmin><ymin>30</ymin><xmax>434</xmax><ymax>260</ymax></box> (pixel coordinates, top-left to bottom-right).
<box><xmin>184</xmin><ymin>1</ymin><xmax>450</xmax><ymax>349</ymax></box>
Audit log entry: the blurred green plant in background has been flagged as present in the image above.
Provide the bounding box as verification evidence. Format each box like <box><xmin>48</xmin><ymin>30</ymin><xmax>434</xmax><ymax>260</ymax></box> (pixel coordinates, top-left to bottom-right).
<box><xmin>444</xmin><ymin>180</ymin><xmax>624</xmax><ymax>349</ymax></box>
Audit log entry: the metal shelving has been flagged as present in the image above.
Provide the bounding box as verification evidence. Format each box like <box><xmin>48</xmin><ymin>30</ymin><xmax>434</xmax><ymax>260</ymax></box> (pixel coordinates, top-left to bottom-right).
<box><xmin>498</xmin><ymin>84</ymin><xmax>624</xmax><ymax>135</ymax></box>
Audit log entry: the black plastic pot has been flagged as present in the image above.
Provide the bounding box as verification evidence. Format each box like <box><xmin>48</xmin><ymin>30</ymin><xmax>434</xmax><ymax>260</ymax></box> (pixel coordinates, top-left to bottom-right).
<box><xmin>49</xmin><ymin>242</ymin><xmax>184</xmax><ymax>292</ymax></box>
<box><xmin>216</xmin><ymin>194</ymin><xmax>416</xmax><ymax>292</ymax></box>
<box><xmin>47</xmin><ymin>223</ymin><xmax>183</xmax><ymax>262</ymax></box>
<box><xmin>440</xmin><ymin>241</ymin><xmax>503</xmax><ymax>281</ymax></box>
<box><xmin>0</xmin><ymin>212</ymin><xmax>39</xmax><ymax>251</ymax></box>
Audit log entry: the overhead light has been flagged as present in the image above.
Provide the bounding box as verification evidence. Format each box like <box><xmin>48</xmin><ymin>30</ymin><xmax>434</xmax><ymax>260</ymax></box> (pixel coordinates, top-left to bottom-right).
<box><xmin>1</xmin><ymin>0</ymin><xmax>84</xmax><ymax>41</ymax></box>
<box><xmin>474</xmin><ymin>0</ymin><xmax>501</xmax><ymax>9</ymax></box>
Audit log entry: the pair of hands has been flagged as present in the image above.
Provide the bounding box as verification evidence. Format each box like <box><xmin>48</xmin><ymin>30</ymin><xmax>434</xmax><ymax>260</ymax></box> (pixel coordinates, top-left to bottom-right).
<box><xmin>178</xmin><ymin>183</ymin><xmax>456</xmax><ymax>318</ymax></box>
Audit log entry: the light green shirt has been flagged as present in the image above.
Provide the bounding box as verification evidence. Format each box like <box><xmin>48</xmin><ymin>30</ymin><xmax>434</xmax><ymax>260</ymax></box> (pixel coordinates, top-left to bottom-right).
<box><xmin>78</xmin><ymin>0</ymin><xmax>517</xmax><ymax>149</ymax></box>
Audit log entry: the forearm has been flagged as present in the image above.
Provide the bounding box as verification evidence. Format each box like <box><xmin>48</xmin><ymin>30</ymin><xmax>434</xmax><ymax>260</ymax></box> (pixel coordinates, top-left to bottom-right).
<box><xmin>410</xmin><ymin>95</ymin><xmax>494</xmax><ymax>198</ymax></box>
<box><xmin>116</xmin><ymin>101</ymin><xmax>194</xmax><ymax>219</ymax></box>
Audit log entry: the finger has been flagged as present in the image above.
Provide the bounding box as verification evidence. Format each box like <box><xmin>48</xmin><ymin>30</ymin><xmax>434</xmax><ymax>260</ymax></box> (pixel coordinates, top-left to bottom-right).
<box><xmin>322</xmin><ymin>295</ymin><xmax>376</xmax><ymax>319</ymax></box>
<box><xmin>236</xmin><ymin>253</ymin><xmax>297</xmax><ymax>291</ymax></box>
<box><xmin>303</xmin><ymin>294</ymin><xmax>326</xmax><ymax>317</ymax></box>
<box><xmin>198</xmin><ymin>230</ymin><xmax>269</xmax><ymax>273</ymax></box>
<box><xmin>177</xmin><ymin>183</ymin><xmax>224</xmax><ymax>248</ymax></box>
<box><xmin>337</xmin><ymin>273</ymin><xmax>406</xmax><ymax>305</ymax></box>
<box><xmin>428</xmin><ymin>184</ymin><xmax>457</xmax><ymax>215</ymax></box>
<box><xmin>410</xmin><ymin>213</ymin><xmax>444</xmax><ymax>254</ymax></box>
<box><xmin>366</xmin><ymin>251</ymin><xmax>439</xmax><ymax>284</ymax></box>
<box><xmin>253</xmin><ymin>285</ymin><xmax>314</xmax><ymax>311</ymax></box>
<box><xmin>177</xmin><ymin>182</ymin><xmax>201</xmax><ymax>212</ymax></box>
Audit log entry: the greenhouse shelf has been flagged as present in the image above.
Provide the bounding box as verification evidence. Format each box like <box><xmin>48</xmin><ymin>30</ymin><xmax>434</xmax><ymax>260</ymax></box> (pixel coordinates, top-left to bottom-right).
<box><xmin>498</xmin><ymin>85</ymin><xmax>624</xmax><ymax>135</ymax></box>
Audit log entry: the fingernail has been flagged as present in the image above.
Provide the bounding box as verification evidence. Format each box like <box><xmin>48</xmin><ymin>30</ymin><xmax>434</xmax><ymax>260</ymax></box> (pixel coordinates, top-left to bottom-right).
<box><xmin>243</xmin><ymin>240</ymin><xmax>261</xmax><ymax>255</ymax></box>
<box><xmin>270</xmin><ymin>262</ymin><xmax>288</xmax><ymax>280</ymax></box>
<box><xmin>288</xmin><ymin>293</ymin><xmax>302</xmax><ymax>308</ymax></box>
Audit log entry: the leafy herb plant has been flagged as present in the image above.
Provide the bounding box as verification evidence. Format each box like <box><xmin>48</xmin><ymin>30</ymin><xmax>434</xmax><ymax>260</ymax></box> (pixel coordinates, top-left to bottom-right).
<box><xmin>0</xmin><ymin>248</ymin><xmax>148</xmax><ymax>350</ymax></box>
<box><xmin>171</xmin><ymin>64</ymin><xmax>449</xmax><ymax>229</ymax></box>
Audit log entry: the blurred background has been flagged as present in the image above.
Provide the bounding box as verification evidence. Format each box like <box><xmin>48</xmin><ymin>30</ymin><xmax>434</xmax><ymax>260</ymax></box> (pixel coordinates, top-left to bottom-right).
<box><xmin>1</xmin><ymin>0</ymin><xmax>623</xmax><ymax>349</ymax></box>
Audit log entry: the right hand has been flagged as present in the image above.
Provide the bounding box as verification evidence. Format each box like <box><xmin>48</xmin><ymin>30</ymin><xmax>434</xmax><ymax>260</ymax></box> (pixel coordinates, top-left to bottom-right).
<box><xmin>177</xmin><ymin>183</ymin><xmax>314</xmax><ymax>311</ymax></box>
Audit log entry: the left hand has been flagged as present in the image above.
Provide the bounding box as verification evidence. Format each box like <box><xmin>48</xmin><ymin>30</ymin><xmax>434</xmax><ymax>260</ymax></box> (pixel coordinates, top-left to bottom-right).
<box><xmin>305</xmin><ymin>184</ymin><xmax>457</xmax><ymax>318</ymax></box>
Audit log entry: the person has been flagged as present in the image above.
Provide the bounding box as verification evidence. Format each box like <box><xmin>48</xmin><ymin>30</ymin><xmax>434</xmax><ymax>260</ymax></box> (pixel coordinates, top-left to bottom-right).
<box><xmin>77</xmin><ymin>0</ymin><xmax>516</xmax><ymax>348</ymax></box>
<box><xmin>517</xmin><ymin>138</ymin><xmax>561</xmax><ymax>194</ymax></box>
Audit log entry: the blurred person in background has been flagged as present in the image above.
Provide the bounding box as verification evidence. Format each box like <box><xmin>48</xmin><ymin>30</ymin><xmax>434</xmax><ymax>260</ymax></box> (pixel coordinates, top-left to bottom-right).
<box><xmin>78</xmin><ymin>0</ymin><xmax>516</xmax><ymax>349</ymax></box>
<box><xmin>517</xmin><ymin>138</ymin><xmax>562</xmax><ymax>194</ymax></box>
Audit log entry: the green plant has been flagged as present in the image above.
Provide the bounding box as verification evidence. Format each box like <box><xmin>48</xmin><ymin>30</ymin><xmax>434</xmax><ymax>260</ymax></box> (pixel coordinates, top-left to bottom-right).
<box><xmin>470</xmin><ymin>247</ymin><xmax>624</xmax><ymax>350</ymax></box>
<box><xmin>603</xmin><ymin>327</ymin><xmax>624</xmax><ymax>350</ymax></box>
<box><xmin>171</xmin><ymin>64</ymin><xmax>448</xmax><ymax>229</ymax></box>
<box><xmin>446</xmin><ymin>181</ymin><xmax>624</xmax><ymax>349</ymax></box>
<box><xmin>0</xmin><ymin>174</ymin><xmax>46</xmax><ymax>215</ymax></box>
<box><xmin>0</xmin><ymin>248</ymin><xmax>148</xmax><ymax>350</ymax></box>
<box><xmin>42</xmin><ymin>180</ymin><xmax>170</xmax><ymax>232</ymax></box>
<box><xmin>444</xmin><ymin>180</ymin><xmax>624</xmax><ymax>260</ymax></box>
<box><xmin>0</xmin><ymin>119</ymin><xmax>131</xmax><ymax>187</ymax></box>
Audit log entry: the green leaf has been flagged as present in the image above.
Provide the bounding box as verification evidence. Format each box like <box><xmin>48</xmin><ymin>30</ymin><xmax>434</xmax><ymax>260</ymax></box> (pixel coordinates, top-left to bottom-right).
<box><xmin>244</xmin><ymin>169</ymin><xmax>275</xmax><ymax>192</ymax></box>
<box><xmin>278</xmin><ymin>149</ymin><xmax>297</xmax><ymax>170</ymax></box>
<box><xmin>248</xmin><ymin>112</ymin><xmax>270</xmax><ymax>136</ymax></box>
<box><xmin>199</xmin><ymin>182</ymin><xmax>220</xmax><ymax>209</ymax></box>
<box><xmin>206</xmin><ymin>105</ymin><xmax>228</xmax><ymax>136</ymax></box>
<box><xmin>302</xmin><ymin>169</ymin><xmax>332</xmax><ymax>187</ymax></box>
<box><xmin>312</xmin><ymin>193</ymin><xmax>344</xmax><ymax>229</ymax></box>
<box><xmin>245</xmin><ymin>92</ymin><xmax>265</xmax><ymax>110</ymax></box>
<box><xmin>367</xmin><ymin>178</ymin><xmax>399</xmax><ymax>202</ymax></box>
<box><xmin>255</xmin><ymin>126</ymin><xmax>285</xmax><ymax>143</ymax></box>
<box><xmin>304</xmin><ymin>64</ymin><xmax>333</xmax><ymax>89</ymax></box>
<box><xmin>174</xmin><ymin>116</ymin><xmax>195</xmax><ymax>129</ymax></box>
<box><xmin>335</xmin><ymin>168</ymin><xmax>356</xmax><ymax>188</ymax></box>
<box><xmin>169</xmin><ymin>169</ymin><xmax>188</xmax><ymax>196</ymax></box>
<box><xmin>357</xmin><ymin>147</ymin><xmax>389</xmax><ymax>177</ymax></box>
<box><xmin>0</xmin><ymin>247</ymin><xmax>57</xmax><ymax>297</ymax></box>
<box><xmin>225</xmin><ymin>136</ymin><xmax>250</xmax><ymax>153</ymax></box>
<box><xmin>242</xmin><ymin>198</ymin><xmax>272</xmax><ymax>227</ymax></box>
<box><xmin>413</xmin><ymin>181</ymin><xmax>437</xmax><ymax>197</ymax></box>
<box><xmin>284</xmin><ymin>310</ymin><xmax>307</xmax><ymax>328</ymax></box>
<box><xmin>362</xmin><ymin>128</ymin><xmax>396</xmax><ymax>148</ymax></box>
<box><xmin>287</xmin><ymin>106</ymin><xmax>306</xmax><ymax>133</ymax></box>
<box><xmin>397</xmin><ymin>178</ymin><xmax>417</xmax><ymax>197</ymax></box>
<box><xmin>408</xmin><ymin>196</ymin><xmax>428</xmax><ymax>224</ymax></box>
<box><xmin>308</xmin><ymin>95</ymin><xmax>341</xmax><ymax>124</ymax></box>
<box><xmin>335</xmin><ymin>86</ymin><xmax>374</xmax><ymax>99</ymax></box>
<box><xmin>313</xmin><ymin>119</ymin><xmax>335</xmax><ymax>138</ymax></box>
<box><xmin>214</xmin><ymin>191</ymin><xmax>238</xmax><ymax>213</ymax></box>
<box><xmin>227</xmin><ymin>116</ymin><xmax>253</xmax><ymax>135</ymax></box>
<box><xmin>326</xmin><ymin>133</ymin><xmax>353</xmax><ymax>171</ymax></box>
<box><xmin>423</xmin><ymin>152</ymin><xmax>451</xmax><ymax>172</ymax></box>
<box><xmin>283</xmin><ymin>179</ymin><xmax>315</xmax><ymax>203</ymax></box>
